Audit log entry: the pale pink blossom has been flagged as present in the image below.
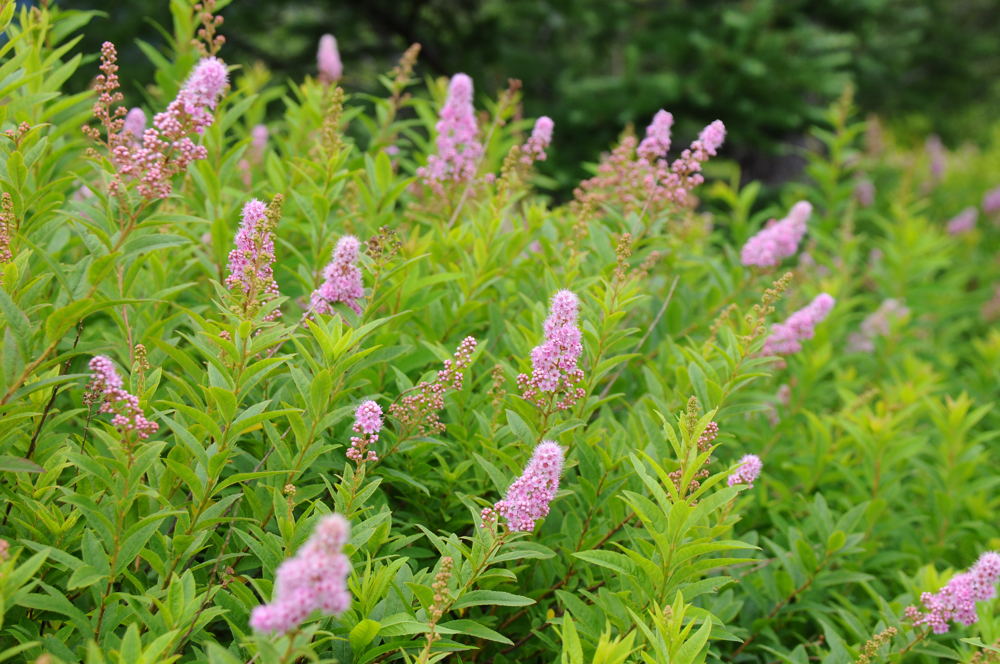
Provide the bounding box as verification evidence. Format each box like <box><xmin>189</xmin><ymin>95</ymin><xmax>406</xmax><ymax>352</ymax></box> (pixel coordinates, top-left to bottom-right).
<box><xmin>727</xmin><ymin>454</ymin><xmax>762</xmax><ymax>489</ymax></box>
<box><xmin>637</xmin><ymin>110</ymin><xmax>674</xmax><ymax>161</ymax></box>
<box><xmin>122</xmin><ymin>107</ymin><xmax>146</xmax><ymax>144</ymax></box>
<box><xmin>249</xmin><ymin>124</ymin><xmax>268</xmax><ymax>162</ymax></box>
<box><xmin>906</xmin><ymin>551</ymin><xmax>1000</xmax><ymax>633</ymax></box>
<box><xmin>854</xmin><ymin>180</ymin><xmax>875</xmax><ymax>207</ymax></box>
<box><xmin>109</xmin><ymin>55</ymin><xmax>228</xmax><ymax>199</ymax></box>
<box><xmin>317</xmin><ymin>34</ymin><xmax>343</xmax><ymax>83</ymax></box>
<box><xmin>488</xmin><ymin>441</ymin><xmax>565</xmax><ymax>533</ymax></box>
<box><xmin>575</xmin><ymin>115</ymin><xmax>725</xmax><ymax>214</ymax></box>
<box><xmin>926</xmin><ymin>134</ymin><xmax>946</xmax><ymax>182</ymax></box>
<box><xmin>87</xmin><ymin>356</ymin><xmax>158</xmax><ymax>439</ymax></box>
<box><xmin>250</xmin><ymin>514</ymin><xmax>352</xmax><ymax>633</ymax></box>
<box><xmin>741</xmin><ymin>201</ymin><xmax>812</xmax><ymax>267</ymax></box>
<box><xmin>417</xmin><ymin>74</ymin><xmax>482</xmax><ymax>192</ymax></box>
<box><xmin>947</xmin><ymin>207</ymin><xmax>978</xmax><ymax>236</ymax></box>
<box><xmin>983</xmin><ymin>185</ymin><xmax>1000</xmax><ymax>214</ymax></box>
<box><xmin>762</xmin><ymin>293</ymin><xmax>835</xmax><ymax>357</ymax></box>
<box><xmin>521</xmin><ymin>116</ymin><xmax>554</xmax><ymax>164</ymax></box>
<box><xmin>310</xmin><ymin>235</ymin><xmax>364</xmax><ymax>317</ymax></box>
<box><xmin>846</xmin><ymin>298</ymin><xmax>908</xmax><ymax>353</ymax></box>
<box><xmin>518</xmin><ymin>290</ymin><xmax>585</xmax><ymax>410</ymax></box>
<box><xmin>226</xmin><ymin>200</ymin><xmax>275</xmax><ymax>294</ymax></box>
<box><xmin>348</xmin><ymin>400</ymin><xmax>382</xmax><ymax>463</ymax></box>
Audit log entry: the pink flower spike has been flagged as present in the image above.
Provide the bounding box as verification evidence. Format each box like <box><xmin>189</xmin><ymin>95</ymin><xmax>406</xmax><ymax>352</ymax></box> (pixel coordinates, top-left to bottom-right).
<box><xmin>545</xmin><ymin>289</ymin><xmax>579</xmax><ymax>331</ymax></box>
<box><xmin>106</xmin><ymin>55</ymin><xmax>227</xmax><ymax>200</ymax></box>
<box><xmin>698</xmin><ymin>120</ymin><xmax>726</xmax><ymax>156</ymax></box>
<box><xmin>250</xmin><ymin>514</ymin><xmax>353</xmax><ymax>634</ymax></box>
<box><xmin>740</xmin><ymin>201</ymin><xmax>812</xmax><ymax>267</ymax></box>
<box><xmin>762</xmin><ymin>293</ymin><xmax>835</xmax><ymax>357</ymax></box>
<box><xmin>248</xmin><ymin>124</ymin><xmax>268</xmax><ymax>163</ymax></box>
<box><xmin>417</xmin><ymin>73</ymin><xmax>482</xmax><ymax>191</ymax></box>
<box><xmin>727</xmin><ymin>454</ymin><xmax>762</xmax><ymax>489</ymax></box>
<box><xmin>348</xmin><ymin>399</ymin><xmax>383</xmax><ymax>463</ymax></box>
<box><xmin>181</xmin><ymin>57</ymin><xmax>228</xmax><ymax>114</ymax></box>
<box><xmin>225</xmin><ymin>199</ymin><xmax>273</xmax><ymax>292</ymax></box>
<box><xmin>493</xmin><ymin>441</ymin><xmax>565</xmax><ymax>532</ymax></box>
<box><xmin>387</xmin><ymin>337</ymin><xmax>477</xmax><ymax>436</ymax></box>
<box><xmin>317</xmin><ymin>34</ymin><xmax>343</xmax><ymax>83</ymax></box>
<box><xmin>854</xmin><ymin>180</ymin><xmax>875</xmax><ymax>207</ymax></box>
<box><xmin>122</xmin><ymin>108</ymin><xmax>146</xmax><ymax>144</ymax></box>
<box><xmin>984</xmin><ymin>185</ymin><xmax>1000</xmax><ymax>214</ymax></box>
<box><xmin>906</xmin><ymin>550</ymin><xmax>1000</xmax><ymax>633</ymax></box>
<box><xmin>86</xmin><ymin>356</ymin><xmax>158</xmax><ymax>439</ymax></box>
<box><xmin>637</xmin><ymin>110</ymin><xmax>674</xmax><ymax>161</ymax></box>
<box><xmin>522</xmin><ymin>116</ymin><xmax>554</xmax><ymax>164</ymax></box>
<box><xmin>947</xmin><ymin>207</ymin><xmax>978</xmax><ymax>236</ymax></box>
<box><xmin>309</xmin><ymin>235</ymin><xmax>364</xmax><ymax>318</ymax></box>
<box><xmin>519</xmin><ymin>289</ymin><xmax>586</xmax><ymax>410</ymax></box>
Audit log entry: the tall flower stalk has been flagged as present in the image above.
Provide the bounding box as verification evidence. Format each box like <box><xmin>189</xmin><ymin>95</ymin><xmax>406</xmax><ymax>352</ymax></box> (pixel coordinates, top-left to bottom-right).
<box><xmin>226</xmin><ymin>195</ymin><xmax>283</xmax><ymax>321</ymax></box>
<box><xmin>518</xmin><ymin>290</ymin><xmax>586</xmax><ymax>418</ymax></box>
<box><xmin>418</xmin><ymin>73</ymin><xmax>482</xmax><ymax>194</ymax></box>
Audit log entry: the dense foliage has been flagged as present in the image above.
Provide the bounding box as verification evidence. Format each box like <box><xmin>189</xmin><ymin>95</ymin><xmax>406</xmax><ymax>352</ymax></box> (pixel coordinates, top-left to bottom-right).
<box><xmin>1</xmin><ymin>3</ymin><xmax>1000</xmax><ymax>664</ymax></box>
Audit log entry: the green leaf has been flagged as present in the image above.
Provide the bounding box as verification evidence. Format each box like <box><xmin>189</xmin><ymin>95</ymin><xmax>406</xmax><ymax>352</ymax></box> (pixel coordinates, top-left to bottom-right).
<box><xmin>473</xmin><ymin>452</ymin><xmax>511</xmax><ymax>494</ymax></box>
<box><xmin>310</xmin><ymin>369</ymin><xmax>332</xmax><ymax>418</ymax></box>
<box><xmin>451</xmin><ymin>590</ymin><xmax>534</xmax><ymax>610</ymax></box>
<box><xmin>438</xmin><ymin>619</ymin><xmax>513</xmax><ymax>646</ymax></box>
<box><xmin>88</xmin><ymin>251</ymin><xmax>122</xmax><ymax>286</ymax></box>
<box><xmin>0</xmin><ymin>287</ymin><xmax>31</xmax><ymax>355</ymax></box>
<box><xmin>349</xmin><ymin>619</ymin><xmax>381</xmax><ymax>652</ymax></box>
<box><xmin>45</xmin><ymin>298</ymin><xmax>92</xmax><ymax>344</ymax></box>
<box><xmin>0</xmin><ymin>456</ymin><xmax>43</xmax><ymax>473</ymax></box>
<box><xmin>6</xmin><ymin>151</ymin><xmax>25</xmax><ymax>191</ymax></box>
<box><xmin>573</xmin><ymin>550</ymin><xmax>638</xmax><ymax>577</ymax></box>
<box><xmin>506</xmin><ymin>410</ymin><xmax>536</xmax><ymax>448</ymax></box>
<box><xmin>122</xmin><ymin>233</ymin><xmax>189</xmax><ymax>258</ymax></box>
<box><xmin>962</xmin><ymin>638</ymin><xmax>1000</xmax><ymax>654</ymax></box>
<box><xmin>826</xmin><ymin>530</ymin><xmax>846</xmax><ymax>552</ymax></box>
<box><xmin>562</xmin><ymin>614</ymin><xmax>584</xmax><ymax>664</ymax></box>
<box><xmin>209</xmin><ymin>386</ymin><xmax>237</xmax><ymax>423</ymax></box>
<box><xmin>674</xmin><ymin>615</ymin><xmax>712</xmax><ymax>664</ymax></box>
<box><xmin>66</xmin><ymin>564</ymin><xmax>104</xmax><ymax>590</ymax></box>
<box><xmin>796</xmin><ymin>539</ymin><xmax>818</xmax><ymax>574</ymax></box>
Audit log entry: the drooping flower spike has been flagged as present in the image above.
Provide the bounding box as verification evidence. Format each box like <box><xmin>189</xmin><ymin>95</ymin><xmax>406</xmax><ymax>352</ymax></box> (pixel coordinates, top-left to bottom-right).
<box><xmin>249</xmin><ymin>514</ymin><xmax>353</xmax><ymax>633</ymax></box>
<box><xmin>389</xmin><ymin>337</ymin><xmax>477</xmax><ymax>436</ymax></box>
<box><xmin>574</xmin><ymin>112</ymin><xmax>725</xmax><ymax>214</ymax></box>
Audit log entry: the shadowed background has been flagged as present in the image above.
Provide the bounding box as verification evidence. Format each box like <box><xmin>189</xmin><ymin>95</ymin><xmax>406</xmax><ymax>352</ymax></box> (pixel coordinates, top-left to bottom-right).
<box><xmin>62</xmin><ymin>0</ymin><xmax>1000</xmax><ymax>193</ymax></box>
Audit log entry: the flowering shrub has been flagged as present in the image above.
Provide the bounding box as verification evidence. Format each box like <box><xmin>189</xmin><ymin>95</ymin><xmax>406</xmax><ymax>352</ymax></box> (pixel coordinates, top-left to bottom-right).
<box><xmin>1</xmin><ymin>6</ymin><xmax>999</xmax><ymax>664</ymax></box>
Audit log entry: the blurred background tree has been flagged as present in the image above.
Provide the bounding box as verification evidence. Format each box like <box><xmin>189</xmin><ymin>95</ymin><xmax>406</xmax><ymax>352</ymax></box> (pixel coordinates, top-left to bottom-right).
<box><xmin>63</xmin><ymin>0</ymin><xmax>1000</xmax><ymax>194</ymax></box>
